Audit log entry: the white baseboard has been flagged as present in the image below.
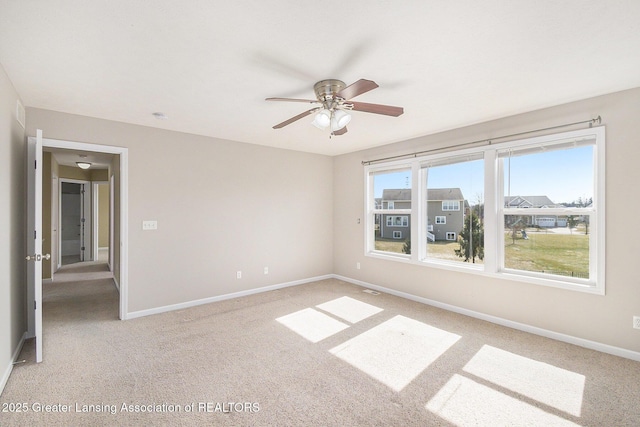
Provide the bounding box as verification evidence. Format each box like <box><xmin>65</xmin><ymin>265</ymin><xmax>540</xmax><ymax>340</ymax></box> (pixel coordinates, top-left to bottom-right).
<box><xmin>0</xmin><ymin>332</ymin><xmax>26</xmax><ymax>397</ymax></box>
<box><xmin>333</xmin><ymin>274</ymin><xmax>640</xmax><ymax>363</ymax></box>
<box><xmin>43</xmin><ymin>278</ymin><xmax>53</xmax><ymax>284</ymax></box>
<box><xmin>112</xmin><ymin>275</ymin><xmax>120</xmax><ymax>292</ymax></box>
<box><xmin>125</xmin><ymin>275</ymin><xmax>334</xmax><ymax>320</ymax></box>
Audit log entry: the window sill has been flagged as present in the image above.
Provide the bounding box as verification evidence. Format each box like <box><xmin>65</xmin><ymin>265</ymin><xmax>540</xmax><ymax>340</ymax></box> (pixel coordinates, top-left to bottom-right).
<box><xmin>365</xmin><ymin>251</ymin><xmax>604</xmax><ymax>295</ymax></box>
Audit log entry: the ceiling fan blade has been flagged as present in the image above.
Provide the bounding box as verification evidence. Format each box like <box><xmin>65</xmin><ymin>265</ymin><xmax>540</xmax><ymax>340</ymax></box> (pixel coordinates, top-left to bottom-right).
<box><xmin>266</xmin><ymin>97</ymin><xmax>319</xmax><ymax>104</ymax></box>
<box><xmin>337</xmin><ymin>79</ymin><xmax>379</xmax><ymax>100</ymax></box>
<box><xmin>332</xmin><ymin>127</ymin><xmax>348</xmax><ymax>136</ymax></box>
<box><xmin>273</xmin><ymin>108</ymin><xmax>319</xmax><ymax>129</ymax></box>
<box><xmin>349</xmin><ymin>101</ymin><xmax>404</xmax><ymax>117</ymax></box>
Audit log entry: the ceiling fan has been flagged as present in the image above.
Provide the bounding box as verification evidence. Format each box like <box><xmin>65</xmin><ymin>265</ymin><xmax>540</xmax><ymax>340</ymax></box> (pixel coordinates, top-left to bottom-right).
<box><xmin>266</xmin><ymin>79</ymin><xmax>404</xmax><ymax>136</ymax></box>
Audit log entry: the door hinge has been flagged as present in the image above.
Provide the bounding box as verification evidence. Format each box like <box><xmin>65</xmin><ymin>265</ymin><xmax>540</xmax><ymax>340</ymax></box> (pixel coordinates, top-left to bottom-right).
<box><xmin>34</xmin><ymin>300</ymin><xmax>36</xmax><ymax>310</ymax></box>
<box><xmin>34</xmin><ymin>230</ymin><xmax>36</xmax><ymax>240</ymax></box>
<box><xmin>34</xmin><ymin>160</ymin><xmax>37</xmax><ymax>169</ymax></box>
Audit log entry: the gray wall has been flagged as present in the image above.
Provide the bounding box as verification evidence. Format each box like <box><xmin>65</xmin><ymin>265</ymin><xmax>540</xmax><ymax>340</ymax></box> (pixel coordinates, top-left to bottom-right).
<box><xmin>334</xmin><ymin>87</ymin><xmax>640</xmax><ymax>354</ymax></box>
<box><xmin>0</xmin><ymin>64</ymin><xmax>26</xmax><ymax>389</ymax></box>
<box><xmin>26</xmin><ymin>108</ymin><xmax>334</xmax><ymax>313</ymax></box>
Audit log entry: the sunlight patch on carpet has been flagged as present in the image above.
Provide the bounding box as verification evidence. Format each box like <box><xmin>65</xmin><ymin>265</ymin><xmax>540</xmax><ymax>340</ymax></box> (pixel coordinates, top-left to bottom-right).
<box><xmin>329</xmin><ymin>315</ymin><xmax>460</xmax><ymax>392</ymax></box>
<box><xmin>276</xmin><ymin>308</ymin><xmax>349</xmax><ymax>343</ymax></box>
<box><xmin>463</xmin><ymin>345</ymin><xmax>585</xmax><ymax>416</ymax></box>
<box><xmin>426</xmin><ymin>374</ymin><xmax>580</xmax><ymax>426</ymax></box>
<box><xmin>316</xmin><ymin>296</ymin><xmax>383</xmax><ymax>324</ymax></box>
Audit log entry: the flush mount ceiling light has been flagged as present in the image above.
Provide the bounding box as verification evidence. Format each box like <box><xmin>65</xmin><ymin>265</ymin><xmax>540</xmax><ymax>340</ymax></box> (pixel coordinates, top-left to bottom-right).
<box><xmin>266</xmin><ymin>79</ymin><xmax>404</xmax><ymax>137</ymax></box>
<box><xmin>76</xmin><ymin>162</ymin><xmax>91</xmax><ymax>169</ymax></box>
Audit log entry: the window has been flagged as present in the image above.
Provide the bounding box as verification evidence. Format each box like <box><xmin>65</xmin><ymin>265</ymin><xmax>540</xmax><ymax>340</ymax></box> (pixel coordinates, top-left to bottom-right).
<box><xmin>369</xmin><ymin>169</ymin><xmax>412</xmax><ymax>256</ymax></box>
<box><xmin>499</xmin><ymin>135</ymin><xmax>600</xmax><ymax>286</ymax></box>
<box><xmin>423</xmin><ymin>153</ymin><xmax>484</xmax><ymax>265</ymax></box>
<box><xmin>442</xmin><ymin>200</ymin><xmax>460</xmax><ymax>211</ymax></box>
<box><xmin>387</xmin><ymin>216</ymin><xmax>409</xmax><ymax>227</ymax></box>
<box><xmin>365</xmin><ymin>127</ymin><xmax>605</xmax><ymax>294</ymax></box>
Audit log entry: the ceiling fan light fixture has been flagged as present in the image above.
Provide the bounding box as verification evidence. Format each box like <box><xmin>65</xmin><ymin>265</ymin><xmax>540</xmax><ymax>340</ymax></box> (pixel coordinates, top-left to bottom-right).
<box><xmin>312</xmin><ymin>109</ymin><xmax>331</xmax><ymax>129</ymax></box>
<box><xmin>76</xmin><ymin>162</ymin><xmax>92</xmax><ymax>169</ymax></box>
<box><xmin>331</xmin><ymin>109</ymin><xmax>351</xmax><ymax>131</ymax></box>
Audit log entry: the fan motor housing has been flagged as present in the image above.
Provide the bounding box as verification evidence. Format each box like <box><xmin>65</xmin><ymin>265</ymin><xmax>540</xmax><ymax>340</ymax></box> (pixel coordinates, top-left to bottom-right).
<box><xmin>314</xmin><ymin>79</ymin><xmax>346</xmax><ymax>102</ymax></box>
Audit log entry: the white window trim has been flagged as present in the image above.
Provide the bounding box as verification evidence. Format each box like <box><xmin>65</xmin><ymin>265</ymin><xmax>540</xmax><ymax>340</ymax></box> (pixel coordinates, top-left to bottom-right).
<box><xmin>364</xmin><ymin>126</ymin><xmax>605</xmax><ymax>295</ymax></box>
<box><xmin>442</xmin><ymin>200</ymin><xmax>460</xmax><ymax>211</ymax></box>
<box><xmin>446</xmin><ymin>232</ymin><xmax>457</xmax><ymax>241</ymax></box>
<box><xmin>435</xmin><ymin>216</ymin><xmax>446</xmax><ymax>224</ymax></box>
<box><xmin>393</xmin><ymin>231</ymin><xmax>403</xmax><ymax>239</ymax></box>
<box><xmin>386</xmin><ymin>215</ymin><xmax>409</xmax><ymax>227</ymax></box>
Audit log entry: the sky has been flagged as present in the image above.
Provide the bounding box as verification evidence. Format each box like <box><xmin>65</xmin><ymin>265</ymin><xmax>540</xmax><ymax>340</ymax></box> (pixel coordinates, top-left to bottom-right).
<box><xmin>373</xmin><ymin>145</ymin><xmax>593</xmax><ymax>205</ymax></box>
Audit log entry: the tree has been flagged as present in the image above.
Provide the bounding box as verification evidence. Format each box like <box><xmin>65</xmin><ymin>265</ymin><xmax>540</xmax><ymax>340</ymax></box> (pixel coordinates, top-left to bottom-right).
<box><xmin>402</xmin><ymin>237</ymin><xmax>411</xmax><ymax>254</ymax></box>
<box><xmin>566</xmin><ymin>215</ymin><xmax>578</xmax><ymax>234</ymax></box>
<box><xmin>505</xmin><ymin>215</ymin><xmax>526</xmax><ymax>244</ymax></box>
<box><xmin>455</xmin><ymin>210</ymin><xmax>484</xmax><ymax>263</ymax></box>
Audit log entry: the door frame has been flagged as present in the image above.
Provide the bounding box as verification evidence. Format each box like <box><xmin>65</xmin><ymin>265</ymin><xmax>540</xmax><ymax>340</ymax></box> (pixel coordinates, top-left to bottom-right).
<box><xmin>92</xmin><ymin>181</ymin><xmax>110</xmax><ymax>265</ymax></box>
<box><xmin>39</xmin><ymin>137</ymin><xmax>128</xmax><ymax>320</ymax></box>
<box><xmin>59</xmin><ymin>178</ymin><xmax>92</xmax><ymax>262</ymax></box>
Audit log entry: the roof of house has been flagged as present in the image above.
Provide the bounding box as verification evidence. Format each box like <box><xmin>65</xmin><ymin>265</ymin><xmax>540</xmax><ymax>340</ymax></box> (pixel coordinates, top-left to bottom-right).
<box><xmin>382</xmin><ymin>189</ymin><xmax>412</xmax><ymax>201</ymax></box>
<box><xmin>427</xmin><ymin>188</ymin><xmax>464</xmax><ymax>201</ymax></box>
<box><xmin>382</xmin><ymin>188</ymin><xmax>465</xmax><ymax>201</ymax></box>
<box><xmin>504</xmin><ymin>195</ymin><xmax>561</xmax><ymax>208</ymax></box>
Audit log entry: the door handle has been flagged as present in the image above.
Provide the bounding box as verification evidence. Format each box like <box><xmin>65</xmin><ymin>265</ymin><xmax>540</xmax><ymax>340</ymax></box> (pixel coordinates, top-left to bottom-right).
<box><xmin>26</xmin><ymin>254</ymin><xmax>51</xmax><ymax>261</ymax></box>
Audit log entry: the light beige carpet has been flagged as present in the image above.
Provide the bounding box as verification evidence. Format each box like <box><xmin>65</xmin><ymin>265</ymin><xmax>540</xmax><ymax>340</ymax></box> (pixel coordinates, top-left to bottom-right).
<box><xmin>1</xmin><ymin>263</ymin><xmax>639</xmax><ymax>426</ymax></box>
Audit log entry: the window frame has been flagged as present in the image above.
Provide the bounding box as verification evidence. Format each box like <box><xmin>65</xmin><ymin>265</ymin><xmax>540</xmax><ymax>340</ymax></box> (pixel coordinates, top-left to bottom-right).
<box><xmin>364</xmin><ymin>126</ymin><xmax>605</xmax><ymax>294</ymax></box>
<box><xmin>442</xmin><ymin>200</ymin><xmax>460</xmax><ymax>211</ymax></box>
<box><xmin>435</xmin><ymin>216</ymin><xmax>446</xmax><ymax>224</ymax></box>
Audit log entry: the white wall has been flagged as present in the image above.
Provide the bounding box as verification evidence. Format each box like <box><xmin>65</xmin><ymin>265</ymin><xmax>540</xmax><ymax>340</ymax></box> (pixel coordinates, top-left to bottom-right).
<box><xmin>333</xmin><ymin>87</ymin><xmax>640</xmax><ymax>354</ymax></box>
<box><xmin>26</xmin><ymin>108</ymin><xmax>334</xmax><ymax>313</ymax></box>
<box><xmin>0</xmin><ymin>64</ymin><xmax>26</xmax><ymax>392</ymax></box>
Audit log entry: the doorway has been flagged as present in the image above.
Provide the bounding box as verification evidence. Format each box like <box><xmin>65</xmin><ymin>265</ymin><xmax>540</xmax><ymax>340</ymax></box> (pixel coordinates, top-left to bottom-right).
<box><xmin>38</xmin><ymin>137</ymin><xmax>128</xmax><ymax>321</ymax></box>
<box><xmin>60</xmin><ymin>180</ymin><xmax>91</xmax><ymax>265</ymax></box>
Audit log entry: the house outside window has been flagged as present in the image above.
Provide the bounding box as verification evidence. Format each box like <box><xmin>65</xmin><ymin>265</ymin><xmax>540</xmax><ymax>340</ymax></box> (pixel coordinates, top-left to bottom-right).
<box><xmin>365</xmin><ymin>126</ymin><xmax>605</xmax><ymax>294</ymax></box>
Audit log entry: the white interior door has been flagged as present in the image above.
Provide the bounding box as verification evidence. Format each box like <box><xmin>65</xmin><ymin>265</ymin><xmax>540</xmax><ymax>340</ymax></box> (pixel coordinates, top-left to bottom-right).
<box><xmin>26</xmin><ymin>129</ymin><xmax>45</xmax><ymax>363</ymax></box>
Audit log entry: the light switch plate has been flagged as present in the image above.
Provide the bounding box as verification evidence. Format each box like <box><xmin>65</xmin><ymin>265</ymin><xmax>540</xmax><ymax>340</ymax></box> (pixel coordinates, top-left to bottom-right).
<box><xmin>142</xmin><ymin>220</ymin><xmax>158</xmax><ymax>230</ymax></box>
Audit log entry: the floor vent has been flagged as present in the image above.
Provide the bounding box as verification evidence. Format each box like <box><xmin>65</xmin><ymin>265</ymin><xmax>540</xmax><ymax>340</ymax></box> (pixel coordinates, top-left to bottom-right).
<box><xmin>362</xmin><ymin>289</ymin><xmax>380</xmax><ymax>295</ymax></box>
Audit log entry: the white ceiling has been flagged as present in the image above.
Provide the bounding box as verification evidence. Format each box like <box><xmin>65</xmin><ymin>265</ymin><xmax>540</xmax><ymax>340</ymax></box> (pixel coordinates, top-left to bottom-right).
<box><xmin>1</xmin><ymin>1</ymin><xmax>639</xmax><ymax>156</ymax></box>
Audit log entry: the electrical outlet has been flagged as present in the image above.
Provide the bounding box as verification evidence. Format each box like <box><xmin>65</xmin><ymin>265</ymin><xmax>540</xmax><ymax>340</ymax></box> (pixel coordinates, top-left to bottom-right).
<box><xmin>236</xmin><ymin>271</ymin><xmax>242</xmax><ymax>279</ymax></box>
<box><xmin>356</xmin><ymin>262</ymin><xmax>361</xmax><ymax>270</ymax></box>
<box><xmin>264</xmin><ymin>267</ymin><xmax>269</xmax><ymax>275</ymax></box>
<box><xmin>633</xmin><ymin>316</ymin><xmax>640</xmax><ymax>329</ymax></box>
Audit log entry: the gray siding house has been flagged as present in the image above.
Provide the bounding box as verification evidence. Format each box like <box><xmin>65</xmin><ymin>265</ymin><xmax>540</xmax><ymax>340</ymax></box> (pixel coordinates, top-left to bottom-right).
<box><xmin>379</xmin><ymin>188</ymin><xmax>466</xmax><ymax>241</ymax></box>
<box><xmin>504</xmin><ymin>195</ymin><xmax>567</xmax><ymax>227</ymax></box>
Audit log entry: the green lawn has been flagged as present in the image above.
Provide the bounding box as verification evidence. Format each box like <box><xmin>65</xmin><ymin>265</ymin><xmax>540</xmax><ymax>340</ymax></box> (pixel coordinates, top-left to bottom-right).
<box><xmin>375</xmin><ymin>228</ymin><xmax>588</xmax><ymax>277</ymax></box>
<box><xmin>374</xmin><ymin>238</ymin><xmax>482</xmax><ymax>264</ymax></box>
<box><xmin>504</xmin><ymin>229</ymin><xmax>589</xmax><ymax>278</ymax></box>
